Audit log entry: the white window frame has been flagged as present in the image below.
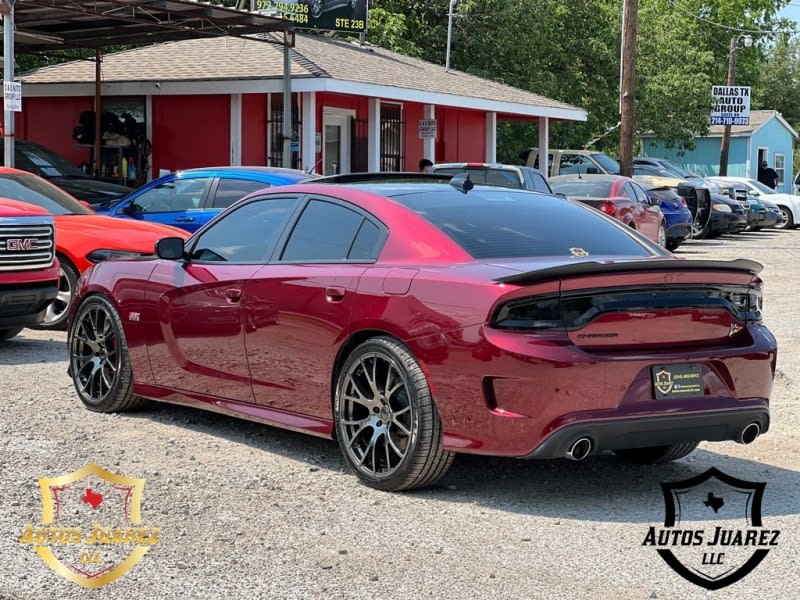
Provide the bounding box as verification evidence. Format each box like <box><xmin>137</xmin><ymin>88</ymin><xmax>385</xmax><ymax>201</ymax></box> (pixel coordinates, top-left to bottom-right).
<box><xmin>775</xmin><ymin>152</ymin><xmax>785</xmax><ymax>186</ymax></box>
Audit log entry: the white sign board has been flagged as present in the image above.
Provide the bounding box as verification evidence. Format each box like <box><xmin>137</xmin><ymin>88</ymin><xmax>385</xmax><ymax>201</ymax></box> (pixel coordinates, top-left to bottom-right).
<box><xmin>710</xmin><ymin>85</ymin><xmax>750</xmax><ymax>126</ymax></box>
<box><xmin>418</xmin><ymin>119</ymin><xmax>437</xmax><ymax>140</ymax></box>
<box><xmin>3</xmin><ymin>81</ymin><xmax>21</xmax><ymax>112</ymax></box>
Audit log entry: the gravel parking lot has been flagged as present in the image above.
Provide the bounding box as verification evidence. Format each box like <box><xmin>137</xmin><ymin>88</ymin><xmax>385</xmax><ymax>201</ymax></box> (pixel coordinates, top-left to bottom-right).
<box><xmin>1</xmin><ymin>230</ymin><xmax>798</xmax><ymax>600</ymax></box>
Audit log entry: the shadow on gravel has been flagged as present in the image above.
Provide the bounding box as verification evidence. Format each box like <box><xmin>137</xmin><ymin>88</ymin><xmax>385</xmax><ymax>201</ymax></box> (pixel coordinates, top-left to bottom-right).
<box><xmin>0</xmin><ymin>335</ymin><xmax>66</xmax><ymax>364</ymax></box>
<box><xmin>124</xmin><ymin>401</ymin><xmax>799</xmax><ymax>523</ymax></box>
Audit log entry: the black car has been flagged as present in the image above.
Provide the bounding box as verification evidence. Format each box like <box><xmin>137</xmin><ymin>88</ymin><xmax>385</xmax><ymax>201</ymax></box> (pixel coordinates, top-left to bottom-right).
<box><xmin>0</xmin><ymin>140</ymin><xmax>130</xmax><ymax>206</ymax></box>
<box><xmin>706</xmin><ymin>194</ymin><xmax>748</xmax><ymax>237</ymax></box>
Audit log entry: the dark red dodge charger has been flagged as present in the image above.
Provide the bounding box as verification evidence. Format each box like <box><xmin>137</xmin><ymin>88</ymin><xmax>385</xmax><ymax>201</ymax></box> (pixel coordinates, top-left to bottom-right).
<box><xmin>68</xmin><ymin>177</ymin><xmax>777</xmax><ymax>491</ymax></box>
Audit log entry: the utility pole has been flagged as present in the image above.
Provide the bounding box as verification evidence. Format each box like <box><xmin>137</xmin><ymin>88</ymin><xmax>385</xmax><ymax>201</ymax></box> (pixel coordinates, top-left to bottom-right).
<box><xmin>618</xmin><ymin>0</ymin><xmax>638</xmax><ymax>177</ymax></box>
<box><xmin>719</xmin><ymin>35</ymin><xmax>752</xmax><ymax>176</ymax></box>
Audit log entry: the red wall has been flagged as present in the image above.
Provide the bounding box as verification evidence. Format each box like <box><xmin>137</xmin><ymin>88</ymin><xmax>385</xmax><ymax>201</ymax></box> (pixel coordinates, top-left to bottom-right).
<box><xmin>403</xmin><ymin>103</ymin><xmax>425</xmax><ymax>170</ymax></box>
<box><xmin>151</xmin><ymin>95</ymin><xmax>229</xmax><ymax>175</ymax></box>
<box><xmin>13</xmin><ymin>97</ymin><xmax>93</xmax><ymax>166</ymax></box>
<box><xmin>242</xmin><ymin>93</ymin><xmax>267</xmax><ymax>165</ymax></box>
<box><xmin>440</xmin><ymin>107</ymin><xmax>485</xmax><ymax>163</ymax></box>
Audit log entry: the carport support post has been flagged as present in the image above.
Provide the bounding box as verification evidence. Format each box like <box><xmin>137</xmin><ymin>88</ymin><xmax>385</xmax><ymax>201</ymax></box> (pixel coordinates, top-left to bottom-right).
<box><xmin>94</xmin><ymin>49</ymin><xmax>102</xmax><ymax>179</ymax></box>
<box><xmin>3</xmin><ymin>0</ymin><xmax>15</xmax><ymax>168</ymax></box>
<box><xmin>282</xmin><ymin>31</ymin><xmax>292</xmax><ymax>168</ymax></box>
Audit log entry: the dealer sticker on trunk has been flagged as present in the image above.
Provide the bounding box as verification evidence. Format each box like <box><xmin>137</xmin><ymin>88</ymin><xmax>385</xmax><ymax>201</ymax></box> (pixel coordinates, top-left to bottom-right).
<box><xmin>652</xmin><ymin>364</ymin><xmax>703</xmax><ymax>399</ymax></box>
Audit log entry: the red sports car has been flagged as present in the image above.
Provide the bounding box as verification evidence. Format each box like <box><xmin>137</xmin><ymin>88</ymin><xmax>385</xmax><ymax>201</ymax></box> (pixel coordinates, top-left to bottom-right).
<box><xmin>550</xmin><ymin>174</ymin><xmax>667</xmax><ymax>246</ymax></box>
<box><xmin>67</xmin><ymin>178</ymin><xmax>776</xmax><ymax>491</ymax></box>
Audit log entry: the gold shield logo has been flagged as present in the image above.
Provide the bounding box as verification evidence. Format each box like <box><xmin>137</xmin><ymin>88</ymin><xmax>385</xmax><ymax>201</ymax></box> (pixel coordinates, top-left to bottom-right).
<box><xmin>19</xmin><ymin>464</ymin><xmax>159</xmax><ymax>588</ymax></box>
<box><xmin>654</xmin><ymin>369</ymin><xmax>674</xmax><ymax>395</ymax></box>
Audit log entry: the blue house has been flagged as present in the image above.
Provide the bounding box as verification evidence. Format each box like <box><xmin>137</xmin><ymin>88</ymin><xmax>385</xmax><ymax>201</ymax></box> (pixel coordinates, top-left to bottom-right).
<box><xmin>640</xmin><ymin>110</ymin><xmax>798</xmax><ymax>194</ymax></box>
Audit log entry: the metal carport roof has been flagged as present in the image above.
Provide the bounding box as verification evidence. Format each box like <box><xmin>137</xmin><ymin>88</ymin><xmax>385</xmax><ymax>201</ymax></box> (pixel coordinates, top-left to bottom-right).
<box><xmin>3</xmin><ymin>0</ymin><xmax>292</xmax><ymax>51</ymax></box>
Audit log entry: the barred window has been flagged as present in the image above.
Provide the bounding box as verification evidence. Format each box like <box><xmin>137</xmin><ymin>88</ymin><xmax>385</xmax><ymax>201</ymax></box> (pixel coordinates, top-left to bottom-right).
<box><xmin>380</xmin><ymin>103</ymin><xmax>404</xmax><ymax>172</ymax></box>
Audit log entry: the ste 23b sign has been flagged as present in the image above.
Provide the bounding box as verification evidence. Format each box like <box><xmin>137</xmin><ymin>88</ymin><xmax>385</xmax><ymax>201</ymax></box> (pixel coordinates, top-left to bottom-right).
<box><xmin>710</xmin><ymin>85</ymin><xmax>751</xmax><ymax>126</ymax></box>
<box><xmin>256</xmin><ymin>0</ymin><xmax>367</xmax><ymax>33</ymax></box>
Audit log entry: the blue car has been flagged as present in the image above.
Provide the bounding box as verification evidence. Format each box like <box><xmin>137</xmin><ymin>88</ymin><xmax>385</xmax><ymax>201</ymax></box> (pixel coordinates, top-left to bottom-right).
<box><xmin>94</xmin><ymin>167</ymin><xmax>311</xmax><ymax>232</ymax></box>
<box><xmin>643</xmin><ymin>186</ymin><xmax>693</xmax><ymax>251</ymax></box>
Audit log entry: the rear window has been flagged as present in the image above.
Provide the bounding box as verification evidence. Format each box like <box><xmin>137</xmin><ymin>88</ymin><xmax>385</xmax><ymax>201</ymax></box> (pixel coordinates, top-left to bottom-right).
<box><xmin>646</xmin><ymin>188</ymin><xmax>681</xmax><ymax>203</ymax></box>
<box><xmin>550</xmin><ymin>180</ymin><xmax>613</xmax><ymax>198</ymax></box>
<box><xmin>432</xmin><ymin>167</ymin><xmax>522</xmax><ymax>189</ymax></box>
<box><xmin>388</xmin><ymin>188</ymin><xmax>655</xmax><ymax>259</ymax></box>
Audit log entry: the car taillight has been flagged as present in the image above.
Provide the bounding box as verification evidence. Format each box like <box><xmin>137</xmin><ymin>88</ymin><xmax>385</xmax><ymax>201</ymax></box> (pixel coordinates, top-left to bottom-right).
<box><xmin>680</xmin><ymin>197</ymin><xmax>687</xmax><ymax>207</ymax></box>
<box><xmin>491</xmin><ymin>296</ymin><xmax>563</xmax><ymax>330</ymax></box>
<box><xmin>599</xmin><ymin>201</ymin><xmax>616</xmax><ymax>215</ymax></box>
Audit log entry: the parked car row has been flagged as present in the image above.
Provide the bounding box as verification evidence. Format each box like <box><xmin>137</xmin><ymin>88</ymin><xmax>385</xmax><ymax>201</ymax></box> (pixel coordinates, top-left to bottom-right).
<box><xmin>0</xmin><ymin>144</ymin><xmax>779</xmax><ymax>492</ymax></box>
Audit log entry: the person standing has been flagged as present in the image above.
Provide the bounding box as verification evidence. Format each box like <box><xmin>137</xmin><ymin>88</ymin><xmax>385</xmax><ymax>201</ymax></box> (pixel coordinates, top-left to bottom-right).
<box><xmin>758</xmin><ymin>160</ymin><xmax>779</xmax><ymax>189</ymax></box>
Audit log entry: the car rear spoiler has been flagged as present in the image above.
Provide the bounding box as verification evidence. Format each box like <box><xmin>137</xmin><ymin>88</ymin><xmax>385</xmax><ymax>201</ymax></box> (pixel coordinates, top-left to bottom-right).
<box><xmin>494</xmin><ymin>258</ymin><xmax>764</xmax><ymax>285</ymax></box>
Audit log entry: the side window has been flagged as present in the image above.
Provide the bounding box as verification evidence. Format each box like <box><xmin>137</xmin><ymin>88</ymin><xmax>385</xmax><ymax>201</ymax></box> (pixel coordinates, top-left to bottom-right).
<box><xmin>131</xmin><ymin>178</ymin><xmax>212</xmax><ymax>213</ymax></box>
<box><xmin>559</xmin><ymin>154</ymin><xmax>594</xmax><ymax>175</ymax></box>
<box><xmin>622</xmin><ymin>183</ymin><xmax>639</xmax><ymax>202</ymax></box>
<box><xmin>190</xmin><ymin>197</ymin><xmax>297</xmax><ymax>263</ymax></box>
<box><xmin>348</xmin><ymin>220</ymin><xmax>383</xmax><ymax>261</ymax></box>
<box><xmin>528</xmin><ymin>172</ymin><xmax>551</xmax><ymax>193</ymax></box>
<box><xmin>281</xmin><ymin>200</ymin><xmax>365</xmax><ymax>262</ymax></box>
<box><xmin>212</xmin><ymin>178</ymin><xmax>271</xmax><ymax>209</ymax></box>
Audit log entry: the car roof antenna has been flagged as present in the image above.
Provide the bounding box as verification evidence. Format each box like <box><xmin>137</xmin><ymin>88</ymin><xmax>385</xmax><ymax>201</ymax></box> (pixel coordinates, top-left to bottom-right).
<box><xmin>449</xmin><ymin>172</ymin><xmax>474</xmax><ymax>193</ymax></box>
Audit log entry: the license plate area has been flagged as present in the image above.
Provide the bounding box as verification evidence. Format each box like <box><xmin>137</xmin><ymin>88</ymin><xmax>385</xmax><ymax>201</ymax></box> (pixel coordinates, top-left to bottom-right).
<box><xmin>652</xmin><ymin>364</ymin><xmax>703</xmax><ymax>400</ymax></box>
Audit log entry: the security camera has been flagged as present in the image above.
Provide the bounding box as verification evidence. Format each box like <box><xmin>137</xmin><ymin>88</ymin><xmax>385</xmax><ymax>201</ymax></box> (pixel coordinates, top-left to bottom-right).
<box><xmin>154</xmin><ymin>82</ymin><xmax>161</xmax><ymax>89</ymax></box>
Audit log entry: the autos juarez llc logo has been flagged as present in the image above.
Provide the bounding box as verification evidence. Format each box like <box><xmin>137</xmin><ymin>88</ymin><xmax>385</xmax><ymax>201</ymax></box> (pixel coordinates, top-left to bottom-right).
<box><xmin>18</xmin><ymin>464</ymin><xmax>159</xmax><ymax>588</ymax></box>
<box><xmin>644</xmin><ymin>467</ymin><xmax>779</xmax><ymax>590</ymax></box>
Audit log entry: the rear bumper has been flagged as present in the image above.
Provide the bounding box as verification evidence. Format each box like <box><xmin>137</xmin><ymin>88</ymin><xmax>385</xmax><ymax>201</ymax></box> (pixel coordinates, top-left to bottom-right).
<box><xmin>522</xmin><ymin>406</ymin><xmax>769</xmax><ymax>459</ymax></box>
<box><xmin>665</xmin><ymin>222</ymin><xmax>691</xmax><ymax>240</ymax></box>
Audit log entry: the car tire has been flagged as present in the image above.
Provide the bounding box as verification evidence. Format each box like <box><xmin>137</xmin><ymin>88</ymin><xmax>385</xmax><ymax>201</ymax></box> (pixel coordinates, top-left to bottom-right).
<box><xmin>665</xmin><ymin>239</ymin><xmax>681</xmax><ymax>252</ymax></box>
<box><xmin>777</xmin><ymin>206</ymin><xmax>793</xmax><ymax>229</ymax></box>
<box><xmin>0</xmin><ymin>327</ymin><xmax>23</xmax><ymax>341</ymax></box>
<box><xmin>691</xmin><ymin>214</ymin><xmax>711</xmax><ymax>239</ymax></box>
<box><xmin>68</xmin><ymin>295</ymin><xmax>143</xmax><ymax>413</ymax></box>
<box><xmin>657</xmin><ymin>223</ymin><xmax>666</xmax><ymax>247</ymax></box>
<box><xmin>33</xmin><ymin>257</ymin><xmax>78</xmax><ymax>331</ymax></box>
<box><xmin>334</xmin><ymin>336</ymin><xmax>454</xmax><ymax>491</ymax></box>
<box><xmin>613</xmin><ymin>441</ymin><xmax>699</xmax><ymax>464</ymax></box>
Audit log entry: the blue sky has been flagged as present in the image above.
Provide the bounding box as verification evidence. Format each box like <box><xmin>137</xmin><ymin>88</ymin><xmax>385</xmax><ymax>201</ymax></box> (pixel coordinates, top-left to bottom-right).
<box><xmin>779</xmin><ymin>2</ymin><xmax>800</xmax><ymax>24</ymax></box>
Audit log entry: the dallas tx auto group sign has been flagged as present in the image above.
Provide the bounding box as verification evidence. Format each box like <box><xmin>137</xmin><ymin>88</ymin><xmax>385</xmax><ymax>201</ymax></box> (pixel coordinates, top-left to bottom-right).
<box><xmin>710</xmin><ymin>85</ymin><xmax>751</xmax><ymax>126</ymax></box>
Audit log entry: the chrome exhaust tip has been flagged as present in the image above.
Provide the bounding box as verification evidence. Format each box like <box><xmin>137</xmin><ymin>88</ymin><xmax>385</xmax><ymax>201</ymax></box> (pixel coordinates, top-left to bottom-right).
<box><xmin>566</xmin><ymin>437</ymin><xmax>593</xmax><ymax>461</ymax></box>
<box><xmin>738</xmin><ymin>422</ymin><xmax>760</xmax><ymax>445</ymax></box>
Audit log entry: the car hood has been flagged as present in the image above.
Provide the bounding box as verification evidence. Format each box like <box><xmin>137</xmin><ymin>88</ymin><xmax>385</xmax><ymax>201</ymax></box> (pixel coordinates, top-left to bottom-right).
<box><xmin>48</xmin><ymin>176</ymin><xmax>130</xmax><ymax>204</ymax></box>
<box><xmin>761</xmin><ymin>192</ymin><xmax>800</xmax><ymax>205</ymax></box>
<box><xmin>54</xmin><ymin>215</ymin><xmax>188</xmax><ymax>251</ymax></box>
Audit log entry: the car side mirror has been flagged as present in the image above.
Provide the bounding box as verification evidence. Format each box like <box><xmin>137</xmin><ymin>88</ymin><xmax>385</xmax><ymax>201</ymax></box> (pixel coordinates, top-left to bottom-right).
<box><xmin>156</xmin><ymin>237</ymin><xmax>185</xmax><ymax>260</ymax></box>
<box><xmin>648</xmin><ymin>196</ymin><xmax>661</xmax><ymax>206</ymax></box>
<box><xmin>122</xmin><ymin>201</ymin><xmax>143</xmax><ymax>214</ymax></box>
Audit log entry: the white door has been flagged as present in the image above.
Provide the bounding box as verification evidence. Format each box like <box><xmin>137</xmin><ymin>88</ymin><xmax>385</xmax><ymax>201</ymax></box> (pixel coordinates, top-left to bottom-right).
<box><xmin>322</xmin><ymin>111</ymin><xmax>352</xmax><ymax>175</ymax></box>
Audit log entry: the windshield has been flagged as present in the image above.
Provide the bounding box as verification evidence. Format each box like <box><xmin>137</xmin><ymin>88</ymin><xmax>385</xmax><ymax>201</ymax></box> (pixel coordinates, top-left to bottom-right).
<box><xmin>591</xmin><ymin>153</ymin><xmax>621</xmax><ymax>175</ymax></box>
<box><xmin>747</xmin><ymin>179</ymin><xmax>776</xmax><ymax>195</ymax></box>
<box><xmin>388</xmin><ymin>188</ymin><xmax>654</xmax><ymax>259</ymax></box>
<box><xmin>550</xmin><ymin>180</ymin><xmax>613</xmax><ymax>198</ymax></box>
<box><xmin>0</xmin><ymin>173</ymin><xmax>92</xmax><ymax>215</ymax></box>
<box><xmin>14</xmin><ymin>143</ymin><xmax>86</xmax><ymax>178</ymax></box>
<box><xmin>659</xmin><ymin>160</ymin><xmax>693</xmax><ymax>178</ymax></box>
